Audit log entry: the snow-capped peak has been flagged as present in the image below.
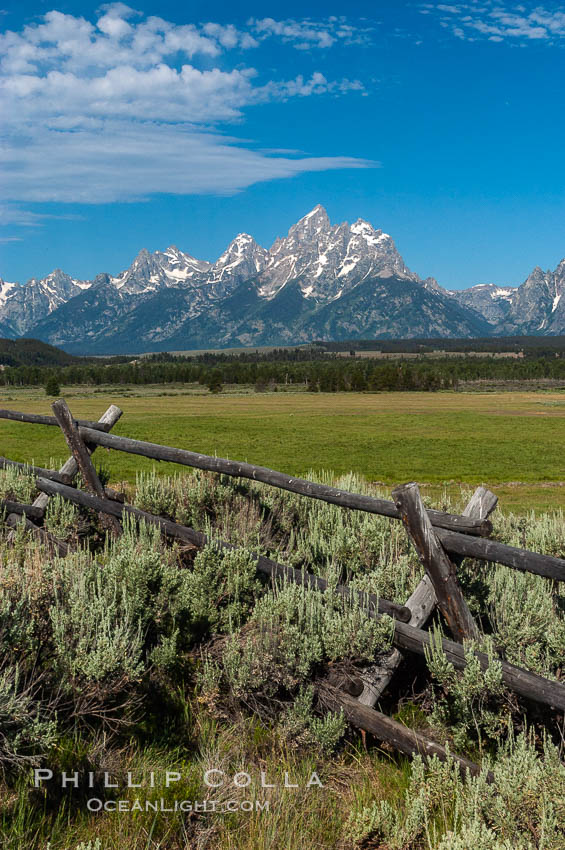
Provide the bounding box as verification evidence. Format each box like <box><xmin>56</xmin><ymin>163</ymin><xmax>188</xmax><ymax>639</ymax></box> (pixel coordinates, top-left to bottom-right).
<box><xmin>209</xmin><ymin>234</ymin><xmax>268</xmax><ymax>282</ymax></box>
<box><xmin>0</xmin><ymin>279</ymin><xmax>17</xmax><ymax>307</ymax></box>
<box><xmin>288</xmin><ymin>205</ymin><xmax>331</xmax><ymax>241</ymax></box>
<box><xmin>256</xmin><ymin>206</ymin><xmax>415</xmax><ymax>300</ymax></box>
<box><xmin>4</xmin><ymin>205</ymin><xmax>565</xmax><ymax>348</ymax></box>
<box><xmin>350</xmin><ymin>218</ymin><xmax>390</xmax><ymax>247</ymax></box>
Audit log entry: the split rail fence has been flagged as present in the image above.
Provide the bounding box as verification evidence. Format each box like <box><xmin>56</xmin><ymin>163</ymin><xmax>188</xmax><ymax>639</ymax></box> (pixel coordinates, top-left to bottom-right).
<box><xmin>2</xmin><ymin>400</ymin><xmax>565</xmax><ymax>781</ymax></box>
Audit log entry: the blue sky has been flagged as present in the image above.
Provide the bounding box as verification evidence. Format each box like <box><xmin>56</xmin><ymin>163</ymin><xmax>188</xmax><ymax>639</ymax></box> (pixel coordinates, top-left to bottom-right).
<box><xmin>1</xmin><ymin>0</ymin><xmax>565</xmax><ymax>289</ymax></box>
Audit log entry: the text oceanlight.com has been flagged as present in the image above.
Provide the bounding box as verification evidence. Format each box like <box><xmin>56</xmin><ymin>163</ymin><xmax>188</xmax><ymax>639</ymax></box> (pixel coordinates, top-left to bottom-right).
<box><xmin>86</xmin><ymin>799</ymin><xmax>270</xmax><ymax>813</ymax></box>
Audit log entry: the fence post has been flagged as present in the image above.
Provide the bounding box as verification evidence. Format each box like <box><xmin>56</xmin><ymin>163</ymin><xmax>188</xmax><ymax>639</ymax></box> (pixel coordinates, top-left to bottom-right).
<box><xmin>358</xmin><ymin>485</ymin><xmax>497</xmax><ymax>707</ymax></box>
<box><xmin>5</xmin><ymin>403</ymin><xmax>122</xmax><ymax>546</ymax></box>
<box><xmin>392</xmin><ymin>482</ymin><xmax>479</xmax><ymax>642</ymax></box>
<box><xmin>51</xmin><ymin>399</ymin><xmax>122</xmax><ymax>536</ymax></box>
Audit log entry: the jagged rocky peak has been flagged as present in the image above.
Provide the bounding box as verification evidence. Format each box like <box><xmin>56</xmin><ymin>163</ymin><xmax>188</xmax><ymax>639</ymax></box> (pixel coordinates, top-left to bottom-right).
<box><xmin>155</xmin><ymin>246</ymin><xmax>211</xmax><ymax>278</ymax></box>
<box><xmin>350</xmin><ymin>217</ymin><xmax>385</xmax><ymax>243</ymax></box>
<box><xmin>267</xmin><ymin>205</ymin><xmax>330</xmax><ymax>262</ymax></box>
<box><xmin>451</xmin><ymin>256</ymin><xmax>565</xmax><ymax>335</ymax></box>
<box><xmin>258</xmin><ymin>205</ymin><xmax>415</xmax><ymax>301</ymax></box>
<box><xmin>421</xmin><ymin>276</ymin><xmax>442</xmax><ymax>293</ymax></box>
<box><xmin>503</xmin><ymin>260</ymin><xmax>565</xmax><ymax>333</ymax></box>
<box><xmin>0</xmin><ymin>267</ymin><xmax>92</xmax><ymax>337</ymax></box>
<box><xmin>111</xmin><ymin>245</ymin><xmax>211</xmax><ymax>295</ymax></box>
<box><xmin>524</xmin><ymin>266</ymin><xmax>548</xmax><ymax>286</ymax></box>
<box><xmin>111</xmin><ymin>248</ymin><xmax>165</xmax><ymax>294</ymax></box>
<box><xmin>40</xmin><ymin>268</ymin><xmax>90</xmax><ymax>295</ymax></box>
<box><xmin>287</xmin><ymin>204</ymin><xmax>331</xmax><ymax>241</ymax></box>
<box><xmin>450</xmin><ymin>282</ymin><xmax>517</xmax><ymax>325</ymax></box>
<box><xmin>211</xmin><ymin>233</ymin><xmax>269</xmax><ymax>281</ymax></box>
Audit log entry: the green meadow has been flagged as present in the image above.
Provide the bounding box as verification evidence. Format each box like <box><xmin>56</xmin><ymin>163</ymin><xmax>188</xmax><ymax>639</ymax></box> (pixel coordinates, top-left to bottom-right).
<box><xmin>1</xmin><ymin>385</ymin><xmax>565</xmax><ymax>512</ymax></box>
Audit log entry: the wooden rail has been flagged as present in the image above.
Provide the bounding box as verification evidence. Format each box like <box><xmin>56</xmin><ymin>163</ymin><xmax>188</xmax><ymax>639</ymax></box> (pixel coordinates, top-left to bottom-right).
<box><xmin>0</xmin><ymin>408</ymin><xmax>117</xmax><ymax>431</ymax></box>
<box><xmin>77</xmin><ymin>427</ymin><xmax>565</xmax><ymax>582</ymax></box>
<box><xmin>1</xmin><ymin>499</ymin><xmax>44</xmax><ymax>521</ymax></box>
<box><xmin>318</xmin><ymin>685</ymin><xmax>492</xmax><ymax>781</ymax></box>
<box><xmin>0</xmin><ymin>457</ymin><xmax>71</xmax><ymax>485</ymax></box>
<box><xmin>51</xmin><ymin>400</ymin><xmax>122</xmax><ymax>536</ymax></box>
<box><xmin>76</xmin><ymin>427</ymin><xmax>491</xmax><ymax>537</ymax></box>
<box><xmin>393</xmin><ymin>482</ymin><xmax>479</xmax><ymax>642</ymax></box>
<box><xmin>358</xmin><ymin>486</ymin><xmax>498</xmax><ymax>708</ymax></box>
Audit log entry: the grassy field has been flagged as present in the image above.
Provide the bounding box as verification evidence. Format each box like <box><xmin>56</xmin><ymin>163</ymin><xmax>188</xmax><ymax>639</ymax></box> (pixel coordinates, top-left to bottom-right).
<box><xmin>1</xmin><ymin>384</ymin><xmax>565</xmax><ymax>512</ymax></box>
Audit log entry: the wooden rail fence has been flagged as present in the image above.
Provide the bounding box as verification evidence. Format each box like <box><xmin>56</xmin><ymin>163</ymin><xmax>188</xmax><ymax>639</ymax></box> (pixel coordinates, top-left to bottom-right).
<box><xmin>2</xmin><ymin>399</ymin><xmax>565</xmax><ymax>782</ymax></box>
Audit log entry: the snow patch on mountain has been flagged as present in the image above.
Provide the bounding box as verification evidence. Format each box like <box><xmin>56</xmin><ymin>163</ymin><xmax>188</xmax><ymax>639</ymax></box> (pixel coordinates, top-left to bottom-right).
<box><xmin>0</xmin><ymin>280</ymin><xmax>17</xmax><ymax>307</ymax></box>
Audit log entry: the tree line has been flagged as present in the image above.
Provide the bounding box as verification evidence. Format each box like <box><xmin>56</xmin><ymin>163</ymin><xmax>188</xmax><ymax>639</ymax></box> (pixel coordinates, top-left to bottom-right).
<box><xmin>2</xmin><ymin>354</ymin><xmax>565</xmax><ymax>393</ymax></box>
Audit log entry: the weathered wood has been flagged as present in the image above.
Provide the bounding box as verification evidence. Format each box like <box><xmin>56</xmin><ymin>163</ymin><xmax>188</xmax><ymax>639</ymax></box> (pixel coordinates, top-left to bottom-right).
<box><xmin>318</xmin><ymin>685</ymin><xmax>491</xmax><ymax>781</ymax></box>
<box><xmin>0</xmin><ymin>408</ymin><xmax>118</xmax><ymax>431</ymax></box>
<box><xmin>393</xmin><ymin>482</ymin><xmax>479</xmax><ymax>641</ymax></box>
<box><xmin>458</xmin><ymin>486</ymin><xmax>499</xmax><ymax>527</ymax></box>
<box><xmin>0</xmin><ymin>456</ymin><xmax>71</xmax><ymax>485</ymax></box>
<box><xmin>0</xmin><ymin>453</ymin><xmax>119</xmax><ymax>504</ymax></box>
<box><xmin>104</xmin><ymin>486</ymin><xmax>125</xmax><ymax>504</ymax></box>
<box><xmin>53</xmin><ymin>401</ymin><xmax>123</xmax><ymax>534</ymax></box>
<box><xmin>4</xmin><ymin>405</ymin><xmax>121</xmax><ymax>546</ymax></box>
<box><xmin>1</xmin><ymin>499</ymin><xmax>45</xmax><ymax>521</ymax></box>
<box><xmin>357</xmin><ymin>577</ymin><xmax>437</xmax><ymax>708</ymax></box>
<box><xmin>34</xmin><ymin>476</ymin><xmax>565</xmax><ymax>711</ymax></box>
<box><xmin>31</xmin><ymin>404</ymin><xmax>122</xmax><ymax>518</ymax></box>
<box><xmin>51</xmin><ymin>400</ymin><xmax>121</xmax><ymax>535</ymax></box>
<box><xmin>358</xmin><ymin>487</ymin><xmax>498</xmax><ymax>707</ymax></box>
<box><xmin>51</xmin><ymin>427</ymin><xmax>565</xmax><ymax>581</ymax></box>
<box><xmin>76</xmin><ymin>427</ymin><xmax>492</xmax><ymax>537</ymax></box>
<box><xmin>5</xmin><ymin>513</ymin><xmax>68</xmax><ymax>557</ymax></box>
<box><xmin>434</xmin><ymin>526</ymin><xmax>565</xmax><ymax>581</ymax></box>
<box><xmin>391</xmin><ymin>618</ymin><xmax>565</xmax><ymax>710</ymax></box>
<box><xmin>35</xmin><ymin>476</ymin><xmax>411</xmax><ymax>623</ymax></box>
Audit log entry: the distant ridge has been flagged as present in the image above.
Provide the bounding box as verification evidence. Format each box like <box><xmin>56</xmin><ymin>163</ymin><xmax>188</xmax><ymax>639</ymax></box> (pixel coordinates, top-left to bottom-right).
<box><xmin>1</xmin><ymin>206</ymin><xmax>565</xmax><ymax>354</ymax></box>
<box><xmin>0</xmin><ymin>337</ymin><xmax>81</xmax><ymax>367</ymax></box>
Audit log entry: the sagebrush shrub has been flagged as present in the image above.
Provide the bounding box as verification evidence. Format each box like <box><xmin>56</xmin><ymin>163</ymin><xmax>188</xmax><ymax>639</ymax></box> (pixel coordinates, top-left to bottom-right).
<box><xmin>0</xmin><ymin>664</ymin><xmax>57</xmax><ymax>769</ymax></box>
<box><xmin>173</xmin><ymin>543</ymin><xmax>261</xmax><ymax>634</ymax></box>
<box><xmin>198</xmin><ymin>579</ymin><xmax>393</xmax><ymax>704</ymax></box>
<box><xmin>346</xmin><ymin>731</ymin><xmax>565</xmax><ymax>849</ymax></box>
<box><xmin>280</xmin><ymin>685</ymin><xmax>346</xmax><ymax>753</ymax></box>
<box><xmin>424</xmin><ymin>626</ymin><xmax>511</xmax><ymax>751</ymax></box>
<box><xmin>44</xmin><ymin>494</ymin><xmax>79</xmax><ymax>539</ymax></box>
<box><xmin>50</xmin><ymin>554</ymin><xmax>145</xmax><ymax>684</ymax></box>
<box><xmin>134</xmin><ymin>469</ymin><xmax>178</xmax><ymax>518</ymax></box>
<box><xmin>0</xmin><ymin>466</ymin><xmax>36</xmax><ymax>504</ymax></box>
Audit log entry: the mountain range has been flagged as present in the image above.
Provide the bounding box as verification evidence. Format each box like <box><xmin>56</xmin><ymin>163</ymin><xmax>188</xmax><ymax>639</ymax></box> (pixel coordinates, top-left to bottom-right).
<box><xmin>1</xmin><ymin>205</ymin><xmax>564</xmax><ymax>354</ymax></box>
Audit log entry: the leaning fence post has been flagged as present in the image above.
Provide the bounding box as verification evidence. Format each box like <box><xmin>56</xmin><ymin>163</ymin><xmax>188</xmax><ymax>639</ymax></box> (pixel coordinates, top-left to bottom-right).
<box><xmin>358</xmin><ymin>485</ymin><xmax>498</xmax><ymax>707</ymax></box>
<box><xmin>6</xmin><ymin>403</ymin><xmax>123</xmax><ymax>532</ymax></box>
<box><xmin>392</xmin><ymin>482</ymin><xmax>479</xmax><ymax>642</ymax></box>
<box><xmin>51</xmin><ymin>399</ymin><xmax>122</xmax><ymax>536</ymax></box>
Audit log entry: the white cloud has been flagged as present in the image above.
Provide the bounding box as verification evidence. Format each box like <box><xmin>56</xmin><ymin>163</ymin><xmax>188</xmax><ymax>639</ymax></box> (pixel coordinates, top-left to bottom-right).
<box><xmin>423</xmin><ymin>1</ymin><xmax>565</xmax><ymax>43</ymax></box>
<box><xmin>0</xmin><ymin>7</ymin><xmax>371</xmax><ymax>213</ymax></box>
<box><xmin>0</xmin><ymin>206</ymin><xmax>86</xmax><ymax>229</ymax></box>
<box><xmin>249</xmin><ymin>16</ymin><xmax>374</xmax><ymax>49</ymax></box>
<box><xmin>1</xmin><ymin>122</ymin><xmax>371</xmax><ymax>204</ymax></box>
